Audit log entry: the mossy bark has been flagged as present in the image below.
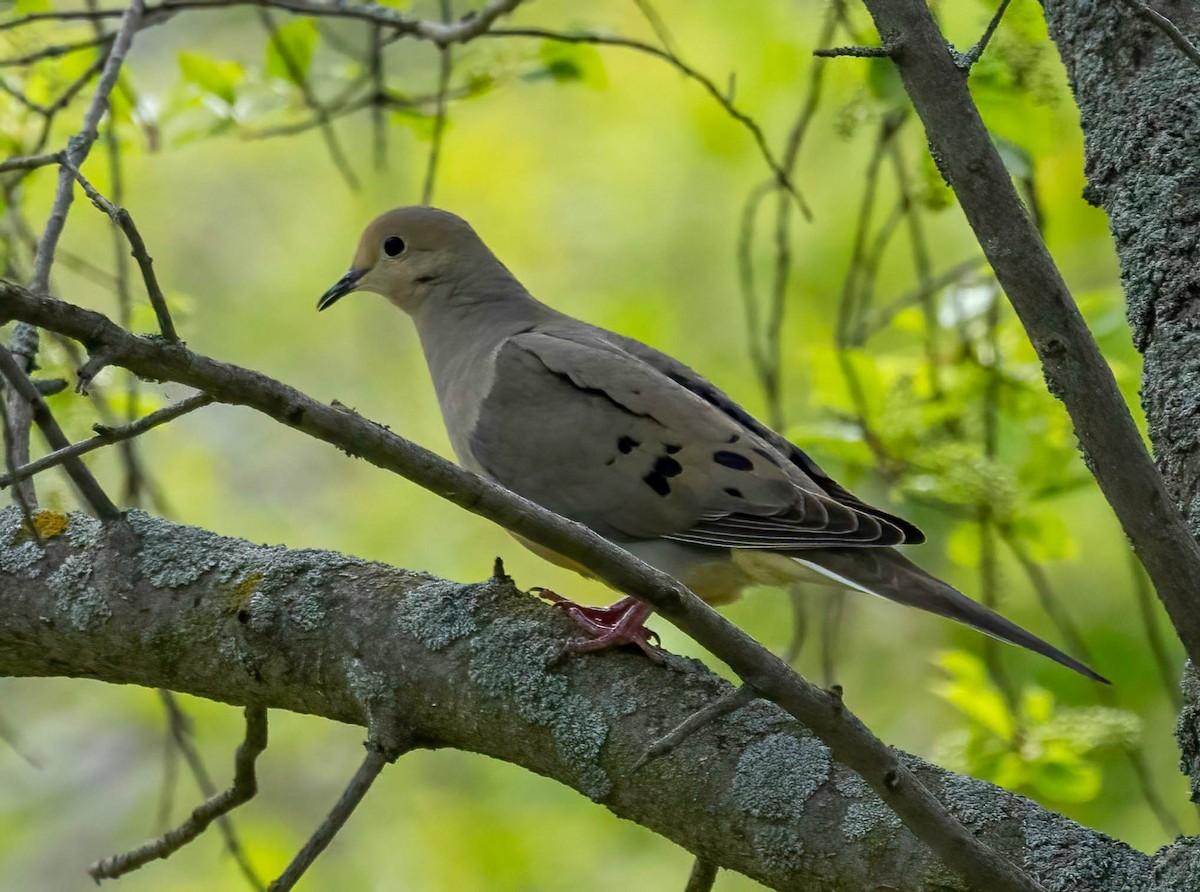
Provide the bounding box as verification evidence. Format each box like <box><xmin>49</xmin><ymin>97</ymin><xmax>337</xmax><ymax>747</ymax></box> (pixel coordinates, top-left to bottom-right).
<box><xmin>0</xmin><ymin>508</ymin><xmax>1151</xmax><ymax>891</ymax></box>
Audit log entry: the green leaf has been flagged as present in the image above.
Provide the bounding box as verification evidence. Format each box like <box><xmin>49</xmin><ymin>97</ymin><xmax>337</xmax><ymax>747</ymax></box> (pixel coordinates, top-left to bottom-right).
<box><xmin>935</xmin><ymin>650</ymin><xmax>1015</xmax><ymax>740</ymax></box>
<box><xmin>265</xmin><ymin>20</ymin><xmax>320</xmax><ymax>86</ymax></box>
<box><xmin>1028</xmin><ymin>747</ymin><xmax>1101</xmax><ymax>803</ymax></box>
<box><xmin>178</xmin><ymin>52</ymin><xmax>244</xmax><ymax>106</ymax></box>
<box><xmin>533</xmin><ymin>41</ymin><xmax>607</xmax><ymax>89</ymax></box>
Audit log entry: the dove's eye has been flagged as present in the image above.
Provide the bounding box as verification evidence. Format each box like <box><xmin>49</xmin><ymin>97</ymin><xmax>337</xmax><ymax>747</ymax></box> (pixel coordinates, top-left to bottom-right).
<box><xmin>383</xmin><ymin>236</ymin><xmax>406</xmax><ymax>257</ymax></box>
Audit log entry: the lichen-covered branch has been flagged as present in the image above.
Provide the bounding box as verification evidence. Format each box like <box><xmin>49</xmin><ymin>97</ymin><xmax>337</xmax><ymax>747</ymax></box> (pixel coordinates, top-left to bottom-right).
<box><xmin>1038</xmin><ymin>0</ymin><xmax>1200</xmax><ymax>818</ymax></box>
<box><xmin>0</xmin><ymin>508</ymin><xmax>1155</xmax><ymax>891</ymax></box>
<box><xmin>0</xmin><ymin>282</ymin><xmax>1045</xmax><ymax>892</ymax></box>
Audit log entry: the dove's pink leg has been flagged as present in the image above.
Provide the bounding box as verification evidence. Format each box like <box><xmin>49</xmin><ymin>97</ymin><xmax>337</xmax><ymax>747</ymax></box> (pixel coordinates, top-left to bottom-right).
<box><xmin>535</xmin><ymin>592</ymin><xmax>661</xmax><ymax>660</ymax></box>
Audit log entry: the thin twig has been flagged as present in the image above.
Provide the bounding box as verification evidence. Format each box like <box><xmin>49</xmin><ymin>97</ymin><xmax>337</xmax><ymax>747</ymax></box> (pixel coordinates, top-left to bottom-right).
<box><xmin>35</xmin><ymin>0</ymin><xmax>138</xmax><ymax>242</ymax></box>
<box><xmin>421</xmin><ymin>0</ymin><xmax>453</xmax><ymax>205</ymax></box>
<box><xmin>889</xmin><ymin>139</ymin><xmax>941</xmax><ymax>394</ymax></box>
<box><xmin>7</xmin><ymin>0</ymin><xmax>146</xmax><ymax>513</ymax></box>
<box><xmin>978</xmin><ymin>292</ymin><xmax>1018</xmax><ymax>709</ymax></box>
<box><xmin>86</xmin><ymin>0</ymin><xmax>143</xmax><ymax>506</ymax></box>
<box><xmin>0</xmin><ymin>151</ymin><xmax>62</xmax><ymax>174</ymax></box>
<box><xmin>783</xmin><ymin>586</ymin><xmax>809</xmax><ymax>665</ymax></box>
<box><xmin>632</xmin><ymin>686</ymin><xmax>757</xmax><ymax>772</ymax></box>
<box><xmin>1128</xmin><ymin>548</ymin><xmax>1183</xmax><ymax>710</ymax></box>
<box><xmin>957</xmin><ymin>0</ymin><xmax>1014</xmax><ymax>69</ymax></box>
<box><xmin>267</xmin><ymin>742</ymin><xmax>396</xmax><ymax>891</ymax></box>
<box><xmin>1117</xmin><ymin>0</ymin><xmax>1200</xmax><ymax>70</ymax></box>
<box><xmin>856</xmin><ymin>257</ymin><xmax>986</xmax><ymax>343</ymax></box>
<box><xmin>368</xmin><ymin>24</ymin><xmax>387</xmax><ymax>172</ymax></box>
<box><xmin>89</xmin><ymin>705</ymin><xmax>268</xmax><ymax>882</ymax></box>
<box><xmin>632</xmin><ymin>0</ymin><xmax>679</xmax><ymax>57</ymax></box>
<box><xmin>0</xmin><ymin>374</ymin><xmax>39</xmax><ymax>530</ymax></box>
<box><xmin>1001</xmin><ymin>529</ymin><xmax>1185</xmax><ymax>838</ymax></box>
<box><xmin>0</xmin><ymin>282</ymin><xmax>1052</xmax><ymax>892</ymax></box>
<box><xmin>684</xmin><ymin>858</ymin><xmax>719</xmax><ymax>892</ymax></box>
<box><xmin>157</xmin><ymin>692</ymin><xmax>266</xmax><ymax>890</ymax></box>
<box><xmin>0</xmin><ymin>0</ymin><xmax>527</xmax><ymax>45</ymax></box>
<box><xmin>0</xmin><ymin>34</ymin><xmax>114</xmax><ymax>68</ymax></box>
<box><xmin>64</xmin><ymin>162</ymin><xmax>179</xmax><ymax>342</ymax></box>
<box><xmin>486</xmin><ymin>26</ymin><xmax>812</xmax><ymax>219</ymax></box>
<box><xmin>819</xmin><ymin>591</ymin><xmax>846</xmax><ymax>688</ymax></box>
<box><xmin>0</xmin><ymin>393</ymin><xmax>212</xmax><ymax>490</ymax></box>
<box><xmin>813</xmin><ymin>45</ymin><xmax>892</xmax><ymax>58</ymax></box>
<box><xmin>257</xmin><ymin>8</ymin><xmax>360</xmax><ymax>192</ymax></box>
<box><xmin>0</xmin><ymin>345</ymin><xmax>120</xmax><ymax>518</ymax></box>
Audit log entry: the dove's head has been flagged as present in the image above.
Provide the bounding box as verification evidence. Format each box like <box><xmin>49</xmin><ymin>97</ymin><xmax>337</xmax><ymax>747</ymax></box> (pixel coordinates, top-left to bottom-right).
<box><xmin>318</xmin><ymin>206</ymin><xmax>503</xmax><ymax>314</ymax></box>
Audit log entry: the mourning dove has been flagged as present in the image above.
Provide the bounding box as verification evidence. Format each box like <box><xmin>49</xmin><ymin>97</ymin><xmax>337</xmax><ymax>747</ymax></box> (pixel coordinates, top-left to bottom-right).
<box><xmin>319</xmin><ymin>206</ymin><xmax>1106</xmax><ymax>682</ymax></box>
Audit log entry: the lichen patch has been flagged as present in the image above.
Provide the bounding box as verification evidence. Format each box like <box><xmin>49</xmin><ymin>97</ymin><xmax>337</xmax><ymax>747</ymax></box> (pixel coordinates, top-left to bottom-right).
<box><xmin>733</xmin><ymin>732</ymin><xmax>830</xmax><ymax>820</ymax></box>
<box><xmin>396</xmin><ymin>578</ymin><xmax>480</xmax><ymax>651</ymax></box>
<box><xmin>48</xmin><ymin>553</ymin><xmax>110</xmax><ymax>631</ymax></box>
<box><xmin>833</xmin><ymin>771</ymin><xmax>902</xmax><ymax>840</ymax></box>
<box><xmin>468</xmin><ymin>616</ymin><xmax>616</xmax><ymax>801</ymax></box>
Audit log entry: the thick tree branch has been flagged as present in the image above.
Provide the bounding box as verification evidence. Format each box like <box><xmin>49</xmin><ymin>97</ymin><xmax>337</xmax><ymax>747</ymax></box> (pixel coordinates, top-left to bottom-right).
<box><xmin>1038</xmin><ymin>0</ymin><xmax>1200</xmax><ymax>799</ymax></box>
<box><xmin>0</xmin><ymin>508</ymin><xmax>1152</xmax><ymax>891</ymax></box>
<box><xmin>0</xmin><ymin>282</ymin><xmax>1059</xmax><ymax>890</ymax></box>
<box><xmin>860</xmin><ymin>0</ymin><xmax>1200</xmax><ymax>671</ymax></box>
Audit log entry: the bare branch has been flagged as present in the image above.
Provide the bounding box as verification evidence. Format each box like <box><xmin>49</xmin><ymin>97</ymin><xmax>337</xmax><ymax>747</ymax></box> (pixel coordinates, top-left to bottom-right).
<box><xmin>486</xmin><ymin>27</ymin><xmax>812</xmax><ymax>220</ymax></box>
<box><xmin>0</xmin><ymin>508</ymin><xmax>1154</xmax><ymax>891</ymax></box>
<box><xmin>684</xmin><ymin>858</ymin><xmax>719</xmax><ymax>892</ymax></box>
<box><xmin>862</xmin><ymin>0</ymin><xmax>1200</xmax><ymax>671</ymax></box>
<box><xmin>421</xmin><ymin>0</ymin><xmax>454</xmax><ymax>206</ymax></box>
<box><xmin>0</xmin><ymin>392</ymin><xmax>212</xmax><ymax>490</ymax></box>
<box><xmin>0</xmin><ymin>151</ymin><xmax>62</xmax><ymax>174</ymax></box>
<box><xmin>267</xmin><ymin>742</ymin><xmax>400</xmax><ymax>892</ymax></box>
<box><xmin>157</xmin><ymin>692</ymin><xmax>266</xmax><ymax>890</ymax></box>
<box><xmin>0</xmin><ymin>0</ymin><xmax>526</xmax><ymax>46</ymax></box>
<box><xmin>0</xmin><ymin>283</ymin><xmax>1047</xmax><ymax>892</ymax></box>
<box><xmin>956</xmin><ymin>0</ymin><xmax>1014</xmax><ymax>70</ymax></box>
<box><xmin>1117</xmin><ymin>0</ymin><xmax>1200</xmax><ymax>70</ymax></box>
<box><xmin>0</xmin><ymin>345</ymin><xmax>120</xmax><ymax>518</ymax></box>
<box><xmin>0</xmin><ymin>34</ymin><xmax>114</xmax><ymax>68</ymax></box>
<box><xmin>64</xmin><ymin>163</ymin><xmax>180</xmax><ymax>342</ymax></box>
<box><xmin>257</xmin><ymin>8</ymin><xmax>360</xmax><ymax>192</ymax></box>
<box><xmin>89</xmin><ymin>706</ymin><xmax>268</xmax><ymax>882</ymax></box>
<box><xmin>813</xmin><ymin>45</ymin><xmax>892</xmax><ymax>58</ymax></box>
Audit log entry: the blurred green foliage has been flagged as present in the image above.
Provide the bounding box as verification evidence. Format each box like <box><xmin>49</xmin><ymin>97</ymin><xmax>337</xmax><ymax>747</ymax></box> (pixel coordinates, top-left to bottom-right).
<box><xmin>0</xmin><ymin>1</ymin><xmax>1190</xmax><ymax>889</ymax></box>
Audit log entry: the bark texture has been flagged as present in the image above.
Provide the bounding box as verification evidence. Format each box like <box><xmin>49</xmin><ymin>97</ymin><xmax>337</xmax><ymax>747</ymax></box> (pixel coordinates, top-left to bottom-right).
<box><xmin>1041</xmin><ymin>0</ymin><xmax>1200</xmax><ymax>796</ymax></box>
<box><xmin>0</xmin><ymin>507</ymin><xmax>1154</xmax><ymax>892</ymax></box>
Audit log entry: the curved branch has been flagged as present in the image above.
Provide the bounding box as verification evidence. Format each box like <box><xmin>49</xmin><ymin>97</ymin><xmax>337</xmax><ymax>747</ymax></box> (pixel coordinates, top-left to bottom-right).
<box><xmin>0</xmin><ymin>282</ymin><xmax>1051</xmax><ymax>891</ymax></box>
<box><xmin>860</xmin><ymin>0</ymin><xmax>1200</xmax><ymax>671</ymax></box>
<box><xmin>0</xmin><ymin>508</ymin><xmax>1150</xmax><ymax>891</ymax></box>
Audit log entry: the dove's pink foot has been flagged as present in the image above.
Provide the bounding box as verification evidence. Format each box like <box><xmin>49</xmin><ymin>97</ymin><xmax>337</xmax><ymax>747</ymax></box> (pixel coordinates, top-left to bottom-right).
<box><xmin>534</xmin><ymin>592</ymin><xmax>662</xmax><ymax>661</ymax></box>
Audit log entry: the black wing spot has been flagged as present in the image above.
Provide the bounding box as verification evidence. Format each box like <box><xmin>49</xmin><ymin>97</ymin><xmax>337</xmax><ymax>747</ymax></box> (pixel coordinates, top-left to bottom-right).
<box><xmin>727</xmin><ymin>433</ymin><xmax>740</xmax><ymax>444</ymax></box>
<box><xmin>643</xmin><ymin>472</ymin><xmax>671</xmax><ymax>496</ymax></box>
<box><xmin>618</xmin><ymin>436</ymin><xmax>640</xmax><ymax>454</ymax></box>
<box><xmin>724</xmin><ymin>487</ymin><xmax>743</xmax><ymax>498</ymax></box>
<box><xmin>713</xmin><ymin>450</ymin><xmax>754</xmax><ymax>471</ymax></box>
<box><xmin>655</xmin><ymin>456</ymin><xmax>683</xmax><ymax>478</ymax></box>
<box><xmin>664</xmin><ymin>443</ymin><xmax>682</xmax><ymax>454</ymax></box>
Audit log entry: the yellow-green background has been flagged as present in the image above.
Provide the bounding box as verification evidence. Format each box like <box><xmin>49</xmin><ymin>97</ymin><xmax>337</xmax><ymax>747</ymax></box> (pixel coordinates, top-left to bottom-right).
<box><xmin>0</xmin><ymin>1</ymin><xmax>1185</xmax><ymax>889</ymax></box>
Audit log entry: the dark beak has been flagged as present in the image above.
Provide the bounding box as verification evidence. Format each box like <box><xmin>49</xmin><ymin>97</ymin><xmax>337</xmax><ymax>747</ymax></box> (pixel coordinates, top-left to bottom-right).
<box><xmin>317</xmin><ymin>268</ymin><xmax>366</xmax><ymax>311</ymax></box>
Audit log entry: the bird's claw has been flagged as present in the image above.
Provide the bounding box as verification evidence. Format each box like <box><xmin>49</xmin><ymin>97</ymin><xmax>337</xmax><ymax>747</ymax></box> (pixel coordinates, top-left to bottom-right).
<box><xmin>532</xmin><ymin>590</ymin><xmax>662</xmax><ymax>660</ymax></box>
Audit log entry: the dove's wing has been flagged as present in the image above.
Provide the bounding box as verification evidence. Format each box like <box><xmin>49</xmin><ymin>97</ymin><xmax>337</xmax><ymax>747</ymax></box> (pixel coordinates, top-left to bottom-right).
<box><xmin>467</xmin><ymin>328</ymin><xmax>917</xmax><ymax>548</ymax></box>
<box><xmin>600</xmin><ymin>328</ymin><xmax>926</xmax><ymax>545</ymax></box>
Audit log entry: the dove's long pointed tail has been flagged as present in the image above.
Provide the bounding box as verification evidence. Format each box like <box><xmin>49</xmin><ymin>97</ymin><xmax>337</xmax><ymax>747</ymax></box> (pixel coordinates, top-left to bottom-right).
<box><xmin>790</xmin><ymin>547</ymin><xmax>1109</xmax><ymax>684</ymax></box>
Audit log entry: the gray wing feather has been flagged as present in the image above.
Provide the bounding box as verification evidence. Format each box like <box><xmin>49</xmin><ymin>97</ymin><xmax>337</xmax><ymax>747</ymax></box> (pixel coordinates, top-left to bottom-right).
<box><xmin>469</xmin><ymin>329</ymin><xmax>915</xmax><ymax>548</ymax></box>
